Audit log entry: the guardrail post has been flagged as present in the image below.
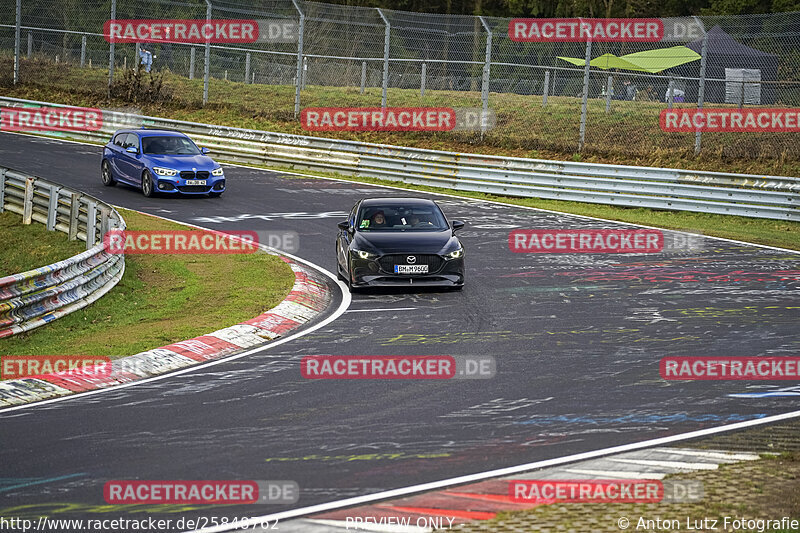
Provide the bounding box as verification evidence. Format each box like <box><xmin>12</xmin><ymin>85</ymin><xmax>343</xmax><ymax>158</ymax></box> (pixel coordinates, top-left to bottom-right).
<box><xmin>189</xmin><ymin>47</ymin><xmax>195</xmax><ymax>79</ymax></box>
<box><xmin>377</xmin><ymin>8</ymin><xmax>390</xmax><ymax>109</ymax></box>
<box><xmin>605</xmin><ymin>75</ymin><xmax>613</xmax><ymax>113</ymax></box>
<box><xmin>360</xmin><ymin>61</ymin><xmax>366</xmax><ymax>94</ymax></box>
<box><xmin>578</xmin><ymin>35</ymin><xmax>592</xmax><ymax>152</ymax></box>
<box><xmin>100</xmin><ymin>207</ymin><xmax>110</xmax><ymax>241</ymax></box>
<box><xmin>86</xmin><ymin>202</ymin><xmax>97</xmax><ymax>249</ymax></box>
<box><xmin>478</xmin><ymin>16</ymin><xmax>492</xmax><ymax>139</ymax></box>
<box><xmin>22</xmin><ymin>177</ymin><xmax>34</xmax><ymax>225</ymax></box>
<box><xmin>47</xmin><ymin>187</ymin><xmax>59</xmax><ymax>231</ymax></box>
<box><xmin>0</xmin><ymin>169</ymin><xmax>6</xmax><ymax>213</ymax></box>
<box><xmin>420</xmin><ymin>62</ymin><xmax>426</xmax><ymax>97</ymax></box>
<box><xmin>68</xmin><ymin>193</ymin><xmax>80</xmax><ymax>241</ymax></box>
<box><xmin>694</xmin><ymin>16</ymin><xmax>708</xmax><ymax>157</ymax></box>
<box><xmin>81</xmin><ymin>35</ymin><xmax>87</xmax><ymax>68</ymax></box>
<box><xmin>667</xmin><ymin>77</ymin><xmax>674</xmax><ymax>109</ymax></box>
<box><xmin>292</xmin><ymin>0</ymin><xmax>305</xmax><ymax>119</ymax></box>
<box><xmin>108</xmin><ymin>0</ymin><xmax>116</xmax><ymax>94</ymax></box>
<box><xmin>245</xmin><ymin>52</ymin><xmax>250</xmax><ymax>84</ymax></box>
<box><xmin>203</xmin><ymin>0</ymin><xmax>212</xmax><ymax>105</ymax></box>
<box><xmin>542</xmin><ymin>70</ymin><xmax>550</xmax><ymax>107</ymax></box>
<box><xmin>13</xmin><ymin>0</ymin><xmax>21</xmax><ymax>85</ymax></box>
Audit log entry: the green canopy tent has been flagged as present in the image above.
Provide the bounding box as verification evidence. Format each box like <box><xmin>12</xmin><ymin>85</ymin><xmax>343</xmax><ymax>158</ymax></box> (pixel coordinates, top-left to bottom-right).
<box><xmin>558</xmin><ymin>46</ymin><xmax>701</xmax><ymax>73</ymax></box>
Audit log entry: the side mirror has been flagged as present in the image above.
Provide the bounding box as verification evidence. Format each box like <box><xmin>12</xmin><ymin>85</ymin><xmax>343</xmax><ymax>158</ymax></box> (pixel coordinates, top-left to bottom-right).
<box><xmin>452</xmin><ymin>220</ymin><xmax>465</xmax><ymax>231</ymax></box>
<box><xmin>125</xmin><ymin>146</ymin><xmax>138</xmax><ymax>154</ymax></box>
<box><xmin>337</xmin><ymin>221</ymin><xmax>350</xmax><ymax>231</ymax></box>
<box><xmin>201</xmin><ymin>147</ymin><xmax>210</xmax><ymax>155</ymax></box>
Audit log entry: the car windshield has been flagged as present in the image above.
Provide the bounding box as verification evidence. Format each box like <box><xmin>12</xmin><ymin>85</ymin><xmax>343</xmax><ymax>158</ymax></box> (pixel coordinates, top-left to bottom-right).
<box><xmin>142</xmin><ymin>135</ymin><xmax>201</xmax><ymax>155</ymax></box>
<box><xmin>357</xmin><ymin>204</ymin><xmax>449</xmax><ymax>231</ymax></box>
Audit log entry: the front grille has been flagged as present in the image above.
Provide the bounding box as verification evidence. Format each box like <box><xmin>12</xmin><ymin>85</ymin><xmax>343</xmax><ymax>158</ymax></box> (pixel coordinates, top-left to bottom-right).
<box><xmin>178</xmin><ymin>185</ymin><xmax>211</xmax><ymax>193</ymax></box>
<box><xmin>196</xmin><ymin>171</ymin><xmax>210</xmax><ymax>179</ymax></box>
<box><xmin>378</xmin><ymin>254</ymin><xmax>444</xmax><ymax>273</ymax></box>
<box><xmin>180</xmin><ymin>171</ymin><xmax>195</xmax><ymax>179</ymax></box>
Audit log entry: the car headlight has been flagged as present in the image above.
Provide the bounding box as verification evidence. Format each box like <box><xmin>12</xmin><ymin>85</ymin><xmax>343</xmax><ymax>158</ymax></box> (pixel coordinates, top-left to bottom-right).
<box><xmin>211</xmin><ymin>167</ymin><xmax>224</xmax><ymax>176</ymax></box>
<box><xmin>353</xmin><ymin>249</ymin><xmax>377</xmax><ymax>260</ymax></box>
<box><xmin>153</xmin><ymin>167</ymin><xmax>178</xmax><ymax>177</ymax></box>
<box><xmin>445</xmin><ymin>247</ymin><xmax>464</xmax><ymax>260</ymax></box>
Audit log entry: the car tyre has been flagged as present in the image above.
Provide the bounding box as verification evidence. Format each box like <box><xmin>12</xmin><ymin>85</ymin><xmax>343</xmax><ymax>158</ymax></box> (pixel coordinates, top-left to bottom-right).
<box><xmin>141</xmin><ymin>170</ymin><xmax>155</xmax><ymax>198</ymax></box>
<box><xmin>101</xmin><ymin>160</ymin><xmax>116</xmax><ymax>187</ymax></box>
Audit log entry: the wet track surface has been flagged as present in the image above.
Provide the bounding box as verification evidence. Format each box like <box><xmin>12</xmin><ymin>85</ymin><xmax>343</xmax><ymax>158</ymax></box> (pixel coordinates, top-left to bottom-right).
<box><xmin>0</xmin><ymin>133</ymin><xmax>798</xmax><ymax>527</ymax></box>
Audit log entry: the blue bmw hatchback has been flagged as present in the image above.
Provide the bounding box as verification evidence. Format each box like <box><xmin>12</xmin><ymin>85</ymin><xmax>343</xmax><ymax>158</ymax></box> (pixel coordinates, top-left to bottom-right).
<box><xmin>101</xmin><ymin>129</ymin><xmax>225</xmax><ymax>197</ymax></box>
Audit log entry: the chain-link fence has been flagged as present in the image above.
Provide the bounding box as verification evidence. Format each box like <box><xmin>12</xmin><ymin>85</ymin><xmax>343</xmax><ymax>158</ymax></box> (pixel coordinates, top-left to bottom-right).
<box><xmin>1</xmin><ymin>0</ymin><xmax>799</xmax><ymax>161</ymax></box>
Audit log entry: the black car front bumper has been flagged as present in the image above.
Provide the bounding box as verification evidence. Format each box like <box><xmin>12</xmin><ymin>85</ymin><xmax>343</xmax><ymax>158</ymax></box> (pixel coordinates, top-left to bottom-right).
<box><xmin>350</xmin><ymin>253</ymin><xmax>464</xmax><ymax>288</ymax></box>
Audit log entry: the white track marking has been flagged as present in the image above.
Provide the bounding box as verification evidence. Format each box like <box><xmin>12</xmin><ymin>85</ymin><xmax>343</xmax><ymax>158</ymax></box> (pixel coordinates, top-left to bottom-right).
<box><xmin>559</xmin><ymin>469</ymin><xmax>667</xmax><ymax>479</ymax></box>
<box><xmin>607</xmin><ymin>458</ymin><xmax>719</xmax><ymax>470</ymax></box>
<box><xmin>345</xmin><ymin>308</ymin><xmax>416</xmax><ymax>313</ymax></box>
<box><xmin>651</xmin><ymin>448</ymin><xmax>761</xmax><ymax>461</ymax></box>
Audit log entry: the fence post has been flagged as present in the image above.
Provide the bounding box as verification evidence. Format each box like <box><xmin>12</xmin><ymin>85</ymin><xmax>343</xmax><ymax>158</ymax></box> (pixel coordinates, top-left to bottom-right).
<box><xmin>245</xmin><ymin>52</ymin><xmax>250</xmax><ymax>84</ymax></box>
<box><xmin>360</xmin><ymin>61</ymin><xmax>366</xmax><ymax>94</ymax></box>
<box><xmin>22</xmin><ymin>177</ymin><xmax>34</xmax><ymax>225</ymax></box>
<box><xmin>301</xmin><ymin>57</ymin><xmax>307</xmax><ymax>89</ymax></box>
<box><xmin>47</xmin><ymin>187</ymin><xmax>59</xmax><ymax>231</ymax></box>
<box><xmin>27</xmin><ymin>32</ymin><xmax>32</xmax><ymax>58</ymax></box>
<box><xmin>135</xmin><ymin>42</ymin><xmax>140</xmax><ymax>69</ymax></box>
<box><xmin>605</xmin><ymin>75</ymin><xmax>613</xmax><ymax>113</ymax></box>
<box><xmin>478</xmin><ymin>16</ymin><xmax>492</xmax><ymax>139</ymax></box>
<box><xmin>189</xmin><ymin>47</ymin><xmax>195</xmax><ymax>79</ymax></box>
<box><xmin>68</xmin><ymin>194</ymin><xmax>79</xmax><ymax>241</ymax></box>
<box><xmin>668</xmin><ymin>77</ymin><xmax>674</xmax><ymax>109</ymax></box>
<box><xmin>0</xmin><ymin>169</ymin><xmax>6</xmax><ymax>213</ymax></box>
<box><xmin>542</xmin><ymin>70</ymin><xmax>550</xmax><ymax>107</ymax></box>
<box><xmin>377</xmin><ymin>8</ymin><xmax>390</xmax><ymax>109</ymax></box>
<box><xmin>13</xmin><ymin>0</ymin><xmax>21</xmax><ymax>85</ymax></box>
<box><xmin>86</xmin><ymin>202</ymin><xmax>97</xmax><ymax>249</ymax></box>
<box><xmin>292</xmin><ymin>0</ymin><xmax>304</xmax><ymax>118</ymax></box>
<box><xmin>578</xmin><ymin>36</ymin><xmax>592</xmax><ymax>152</ymax></box>
<box><xmin>203</xmin><ymin>0</ymin><xmax>212</xmax><ymax>105</ymax></box>
<box><xmin>694</xmin><ymin>17</ymin><xmax>708</xmax><ymax>157</ymax></box>
<box><xmin>100</xmin><ymin>207</ymin><xmax>110</xmax><ymax>241</ymax></box>
<box><xmin>420</xmin><ymin>62</ymin><xmax>426</xmax><ymax>97</ymax></box>
<box><xmin>80</xmin><ymin>35</ymin><xmax>87</xmax><ymax>68</ymax></box>
<box><xmin>108</xmin><ymin>0</ymin><xmax>116</xmax><ymax>94</ymax></box>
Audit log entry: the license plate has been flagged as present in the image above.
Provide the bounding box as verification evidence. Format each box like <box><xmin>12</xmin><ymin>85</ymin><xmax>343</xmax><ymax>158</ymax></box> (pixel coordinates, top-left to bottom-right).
<box><xmin>185</xmin><ymin>179</ymin><xmax>206</xmax><ymax>185</ymax></box>
<box><xmin>395</xmin><ymin>265</ymin><xmax>428</xmax><ymax>274</ymax></box>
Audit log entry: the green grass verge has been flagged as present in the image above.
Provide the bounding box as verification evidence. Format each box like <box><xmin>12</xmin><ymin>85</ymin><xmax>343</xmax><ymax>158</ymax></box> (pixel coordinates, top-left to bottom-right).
<box><xmin>0</xmin><ymin>211</ymin><xmax>86</xmax><ymax>277</ymax></box>
<box><xmin>0</xmin><ymin>208</ymin><xmax>296</xmax><ymax>359</ymax></box>
<box><xmin>1</xmin><ymin>56</ymin><xmax>798</xmax><ymax>176</ymax></box>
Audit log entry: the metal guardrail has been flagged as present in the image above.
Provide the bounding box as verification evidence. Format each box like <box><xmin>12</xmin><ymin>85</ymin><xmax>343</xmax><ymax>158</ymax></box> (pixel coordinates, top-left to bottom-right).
<box><xmin>0</xmin><ymin>166</ymin><xmax>125</xmax><ymax>339</ymax></box>
<box><xmin>0</xmin><ymin>96</ymin><xmax>798</xmax><ymax>221</ymax></box>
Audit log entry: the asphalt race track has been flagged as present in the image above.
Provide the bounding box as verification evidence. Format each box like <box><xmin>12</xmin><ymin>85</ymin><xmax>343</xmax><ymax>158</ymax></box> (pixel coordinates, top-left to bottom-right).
<box><xmin>1</xmin><ymin>132</ymin><xmax>799</xmax><ymax>529</ymax></box>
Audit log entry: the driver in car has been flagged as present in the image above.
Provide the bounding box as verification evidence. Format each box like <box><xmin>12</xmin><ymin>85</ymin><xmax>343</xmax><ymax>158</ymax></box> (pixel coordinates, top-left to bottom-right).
<box><xmin>371</xmin><ymin>210</ymin><xmax>388</xmax><ymax>228</ymax></box>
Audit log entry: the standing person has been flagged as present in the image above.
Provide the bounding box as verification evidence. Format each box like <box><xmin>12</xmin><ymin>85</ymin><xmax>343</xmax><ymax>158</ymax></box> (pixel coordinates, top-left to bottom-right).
<box><xmin>138</xmin><ymin>45</ymin><xmax>153</xmax><ymax>73</ymax></box>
